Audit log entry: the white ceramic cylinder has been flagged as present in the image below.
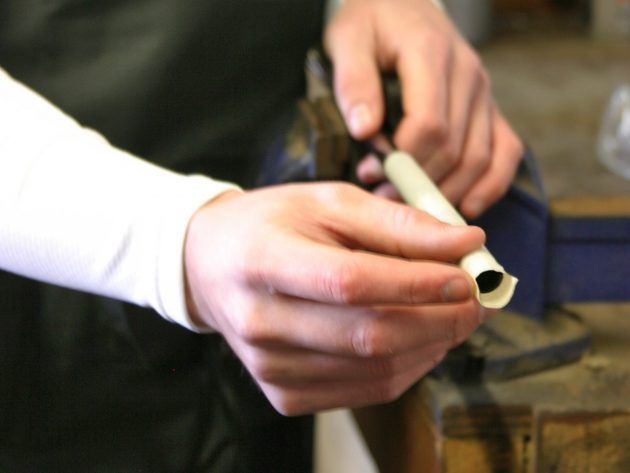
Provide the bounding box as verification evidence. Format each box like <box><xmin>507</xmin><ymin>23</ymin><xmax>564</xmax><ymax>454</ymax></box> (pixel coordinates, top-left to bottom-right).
<box><xmin>383</xmin><ymin>151</ymin><xmax>518</xmax><ymax>309</ymax></box>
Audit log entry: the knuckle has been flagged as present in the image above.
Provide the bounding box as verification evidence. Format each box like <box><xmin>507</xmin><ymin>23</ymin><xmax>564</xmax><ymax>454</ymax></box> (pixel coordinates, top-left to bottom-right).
<box><xmin>405</xmin><ymin>274</ymin><xmax>441</xmax><ymax>303</ymax></box>
<box><xmin>418</xmin><ymin>117</ymin><xmax>448</xmax><ymax>147</ymax></box>
<box><xmin>351</xmin><ymin>319</ymin><xmax>389</xmax><ymax>358</ymax></box>
<box><xmin>466</xmin><ymin>149</ymin><xmax>491</xmax><ymax>174</ymax></box>
<box><xmin>351</xmin><ymin>322</ymin><xmax>372</xmax><ymax>357</ymax></box>
<box><xmin>390</xmin><ymin>204</ymin><xmax>420</xmax><ymax>232</ymax></box>
<box><xmin>324</xmin><ymin>260</ymin><xmax>364</xmax><ymax>304</ymax></box>
<box><xmin>440</xmin><ymin>143</ymin><xmax>460</xmax><ymax>167</ymax></box>
<box><xmin>417</xmin><ymin>32</ymin><xmax>452</xmax><ymax>61</ymax></box>
<box><xmin>404</xmin><ymin>37</ymin><xmax>429</xmax><ymax>57</ymax></box>
<box><xmin>315</xmin><ymin>182</ymin><xmax>359</xmax><ymax>207</ymax></box>
<box><xmin>233</xmin><ymin>305</ymin><xmax>268</xmax><ymax>345</ymax></box>
<box><xmin>238</xmin><ymin>247</ymin><xmax>269</xmax><ymax>287</ymax></box>
<box><xmin>460</xmin><ymin>50</ymin><xmax>489</xmax><ymax>90</ymax></box>
<box><xmin>403</xmin><ymin>279</ymin><xmax>422</xmax><ymax>305</ymax></box>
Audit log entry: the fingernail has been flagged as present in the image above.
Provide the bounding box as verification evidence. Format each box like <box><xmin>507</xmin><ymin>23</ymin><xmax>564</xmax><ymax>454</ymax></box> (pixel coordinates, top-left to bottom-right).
<box><xmin>349</xmin><ymin>103</ymin><xmax>372</xmax><ymax>136</ymax></box>
<box><xmin>442</xmin><ymin>278</ymin><xmax>473</xmax><ymax>302</ymax></box>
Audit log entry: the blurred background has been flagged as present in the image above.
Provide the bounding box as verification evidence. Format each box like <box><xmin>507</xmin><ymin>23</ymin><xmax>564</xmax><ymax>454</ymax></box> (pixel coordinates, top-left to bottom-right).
<box><xmin>448</xmin><ymin>0</ymin><xmax>630</xmax><ymax>197</ymax></box>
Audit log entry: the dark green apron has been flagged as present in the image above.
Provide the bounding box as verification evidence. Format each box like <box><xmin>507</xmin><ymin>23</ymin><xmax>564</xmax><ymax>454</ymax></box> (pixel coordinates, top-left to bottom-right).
<box><xmin>0</xmin><ymin>1</ymin><xmax>323</xmax><ymax>471</ymax></box>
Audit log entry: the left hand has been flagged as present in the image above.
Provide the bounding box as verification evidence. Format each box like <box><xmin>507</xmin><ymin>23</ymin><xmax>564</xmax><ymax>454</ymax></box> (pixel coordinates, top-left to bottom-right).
<box><xmin>184</xmin><ymin>183</ymin><xmax>486</xmax><ymax>415</ymax></box>
<box><xmin>324</xmin><ymin>0</ymin><xmax>523</xmax><ymax>219</ymax></box>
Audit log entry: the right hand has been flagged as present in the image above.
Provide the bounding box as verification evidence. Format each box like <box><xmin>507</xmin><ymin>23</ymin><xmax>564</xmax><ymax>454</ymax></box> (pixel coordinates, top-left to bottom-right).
<box><xmin>184</xmin><ymin>182</ymin><xmax>486</xmax><ymax>415</ymax></box>
<box><xmin>326</xmin><ymin>0</ymin><xmax>524</xmax><ymax>219</ymax></box>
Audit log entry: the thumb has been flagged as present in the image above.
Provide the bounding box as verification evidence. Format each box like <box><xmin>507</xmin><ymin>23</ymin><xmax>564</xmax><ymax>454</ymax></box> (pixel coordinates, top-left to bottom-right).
<box><xmin>325</xmin><ymin>16</ymin><xmax>384</xmax><ymax>139</ymax></box>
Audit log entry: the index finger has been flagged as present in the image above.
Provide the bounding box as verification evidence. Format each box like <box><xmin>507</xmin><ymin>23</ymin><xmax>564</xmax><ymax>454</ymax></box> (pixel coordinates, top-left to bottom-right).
<box><xmin>245</xmin><ymin>237</ymin><xmax>475</xmax><ymax>306</ymax></box>
<box><xmin>393</xmin><ymin>44</ymin><xmax>452</xmax><ymax>163</ymax></box>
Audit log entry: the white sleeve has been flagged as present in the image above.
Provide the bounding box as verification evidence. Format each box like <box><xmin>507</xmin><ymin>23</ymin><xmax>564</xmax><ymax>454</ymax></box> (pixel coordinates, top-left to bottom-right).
<box><xmin>0</xmin><ymin>67</ymin><xmax>240</xmax><ymax>332</ymax></box>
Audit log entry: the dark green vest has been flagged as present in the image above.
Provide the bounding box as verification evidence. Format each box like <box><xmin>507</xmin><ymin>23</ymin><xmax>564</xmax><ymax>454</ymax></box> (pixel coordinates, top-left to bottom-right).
<box><xmin>0</xmin><ymin>1</ymin><xmax>323</xmax><ymax>471</ymax></box>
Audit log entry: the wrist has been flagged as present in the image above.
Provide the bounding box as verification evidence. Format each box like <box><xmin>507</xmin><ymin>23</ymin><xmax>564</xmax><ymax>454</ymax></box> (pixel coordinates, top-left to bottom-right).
<box><xmin>183</xmin><ymin>189</ymin><xmax>242</xmax><ymax>330</ymax></box>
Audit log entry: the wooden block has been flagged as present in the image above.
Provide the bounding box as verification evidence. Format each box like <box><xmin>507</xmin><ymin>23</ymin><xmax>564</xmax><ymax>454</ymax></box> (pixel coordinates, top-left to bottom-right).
<box><xmin>441</xmin><ymin>405</ymin><xmax>532</xmax><ymax>473</ymax></box>
<box><xmin>356</xmin><ymin>304</ymin><xmax>630</xmax><ymax>473</ymax></box>
<box><xmin>536</xmin><ymin>412</ymin><xmax>630</xmax><ymax>471</ymax></box>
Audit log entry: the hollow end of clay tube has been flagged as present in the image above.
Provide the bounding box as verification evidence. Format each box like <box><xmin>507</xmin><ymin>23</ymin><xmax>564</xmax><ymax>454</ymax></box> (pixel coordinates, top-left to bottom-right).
<box><xmin>460</xmin><ymin>250</ymin><xmax>518</xmax><ymax>310</ymax></box>
<box><xmin>475</xmin><ymin>270</ymin><xmax>518</xmax><ymax>309</ymax></box>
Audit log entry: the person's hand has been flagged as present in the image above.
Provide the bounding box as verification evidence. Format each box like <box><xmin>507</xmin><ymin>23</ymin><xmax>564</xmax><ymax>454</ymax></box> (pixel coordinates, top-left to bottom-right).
<box><xmin>184</xmin><ymin>183</ymin><xmax>487</xmax><ymax>415</ymax></box>
<box><xmin>325</xmin><ymin>0</ymin><xmax>523</xmax><ymax>219</ymax></box>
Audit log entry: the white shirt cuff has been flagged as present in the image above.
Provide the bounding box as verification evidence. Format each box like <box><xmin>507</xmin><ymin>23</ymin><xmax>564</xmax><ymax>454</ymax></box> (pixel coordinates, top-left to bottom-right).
<box><xmin>0</xmin><ymin>66</ymin><xmax>239</xmax><ymax>333</ymax></box>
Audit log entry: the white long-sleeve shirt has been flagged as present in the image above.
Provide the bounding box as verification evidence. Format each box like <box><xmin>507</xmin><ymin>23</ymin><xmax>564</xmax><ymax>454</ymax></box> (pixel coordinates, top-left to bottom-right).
<box><xmin>0</xmin><ymin>67</ymin><xmax>239</xmax><ymax>331</ymax></box>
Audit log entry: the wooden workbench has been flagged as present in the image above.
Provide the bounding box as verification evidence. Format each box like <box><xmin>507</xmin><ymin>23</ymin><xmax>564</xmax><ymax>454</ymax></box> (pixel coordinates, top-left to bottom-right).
<box><xmin>355</xmin><ymin>304</ymin><xmax>630</xmax><ymax>473</ymax></box>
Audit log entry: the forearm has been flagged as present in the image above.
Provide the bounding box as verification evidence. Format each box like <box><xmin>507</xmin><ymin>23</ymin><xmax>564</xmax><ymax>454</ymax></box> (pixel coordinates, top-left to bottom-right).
<box><xmin>0</xmin><ymin>67</ymin><xmax>238</xmax><ymax>331</ymax></box>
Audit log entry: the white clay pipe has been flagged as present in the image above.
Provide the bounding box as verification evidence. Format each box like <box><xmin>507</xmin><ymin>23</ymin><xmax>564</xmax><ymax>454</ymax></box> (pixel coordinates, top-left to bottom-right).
<box><xmin>381</xmin><ymin>149</ymin><xmax>518</xmax><ymax>309</ymax></box>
